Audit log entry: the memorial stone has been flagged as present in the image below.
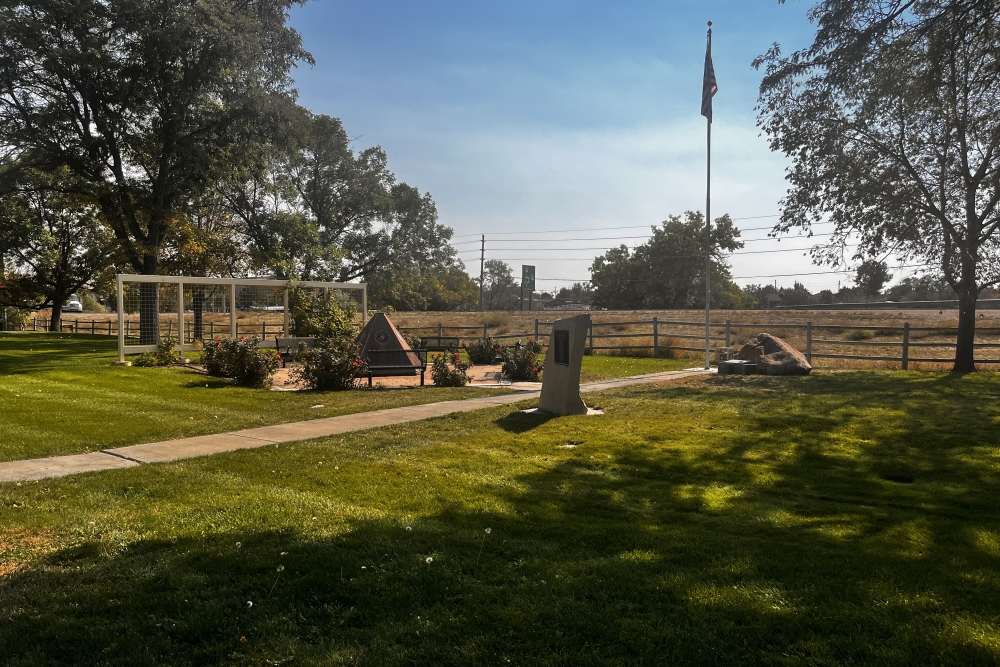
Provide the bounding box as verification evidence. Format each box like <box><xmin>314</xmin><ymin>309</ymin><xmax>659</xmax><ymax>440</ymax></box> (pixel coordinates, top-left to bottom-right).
<box><xmin>538</xmin><ymin>314</ymin><xmax>590</xmax><ymax>415</ymax></box>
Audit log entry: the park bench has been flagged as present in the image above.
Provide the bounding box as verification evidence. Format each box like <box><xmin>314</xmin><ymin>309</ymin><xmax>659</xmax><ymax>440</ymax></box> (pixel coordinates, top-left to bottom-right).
<box><xmin>419</xmin><ymin>336</ymin><xmax>461</xmax><ymax>352</ymax></box>
<box><xmin>364</xmin><ymin>348</ymin><xmax>428</xmax><ymax>387</ymax></box>
<box><xmin>273</xmin><ymin>337</ymin><xmax>316</xmax><ymax>368</ymax></box>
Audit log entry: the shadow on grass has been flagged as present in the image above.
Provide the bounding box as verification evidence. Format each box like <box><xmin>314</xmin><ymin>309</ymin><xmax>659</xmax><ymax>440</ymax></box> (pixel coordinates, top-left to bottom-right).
<box><xmin>493</xmin><ymin>410</ymin><xmax>557</xmax><ymax>433</ymax></box>
<box><xmin>3</xmin><ymin>372</ymin><xmax>1000</xmax><ymax>665</ymax></box>
<box><xmin>0</xmin><ymin>333</ymin><xmax>119</xmax><ymax>375</ymax></box>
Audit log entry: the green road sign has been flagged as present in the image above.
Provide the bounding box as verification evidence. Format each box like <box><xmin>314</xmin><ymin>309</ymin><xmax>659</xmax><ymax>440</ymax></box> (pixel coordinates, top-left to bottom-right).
<box><xmin>521</xmin><ymin>265</ymin><xmax>535</xmax><ymax>292</ymax></box>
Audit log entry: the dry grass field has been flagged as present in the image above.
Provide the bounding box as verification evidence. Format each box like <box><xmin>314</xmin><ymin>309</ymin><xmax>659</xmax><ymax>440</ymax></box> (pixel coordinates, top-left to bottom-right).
<box><xmin>44</xmin><ymin>307</ymin><xmax>1000</xmax><ymax>370</ymax></box>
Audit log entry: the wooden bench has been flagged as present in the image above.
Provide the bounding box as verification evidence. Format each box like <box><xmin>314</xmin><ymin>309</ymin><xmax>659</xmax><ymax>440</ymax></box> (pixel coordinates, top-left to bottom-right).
<box><xmin>419</xmin><ymin>336</ymin><xmax>461</xmax><ymax>352</ymax></box>
<box><xmin>273</xmin><ymin>337</ymin><xmax>316</xmax><ymax>368</ymax></box>
<box><xmin>364</xmin><ymin>348</ymin><xmax>428</xmax><ymax>386</ymax></box>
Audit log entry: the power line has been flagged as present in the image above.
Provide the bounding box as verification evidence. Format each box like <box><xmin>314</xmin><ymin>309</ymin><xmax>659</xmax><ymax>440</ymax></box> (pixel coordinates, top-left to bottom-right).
<box><xmin>522</xmin><ymin>263</ymin><xmax>933</xmax><ymax>283</ymax></box>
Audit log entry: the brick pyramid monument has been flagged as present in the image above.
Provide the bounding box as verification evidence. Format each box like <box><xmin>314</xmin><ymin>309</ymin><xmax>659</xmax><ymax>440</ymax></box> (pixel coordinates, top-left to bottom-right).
<box><xmin>355</xmin><ymin>312</ymin><xmax>422</xmax><ymax>376</ymax></box>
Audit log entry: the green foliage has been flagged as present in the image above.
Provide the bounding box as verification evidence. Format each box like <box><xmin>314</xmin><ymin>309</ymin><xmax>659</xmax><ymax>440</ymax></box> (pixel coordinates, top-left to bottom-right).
<box><xmin>856</xmin><ymin>260</ymin><xmax>892</xmax><ymax>299</ymax></box>
<box><xmin>500</xmin><ymin>340</ymin><xmax>540</xmax><ymax>382</ymax></box>
<box><xmin>202</xmin><ymin>337</ymin><xmax>279</xmax><ymax>389</ymax></box>
<box><xmin>288</xmin><ymin>285</ymin><xmax>356</xmax><ymax>338</ymax></box>
<box><xmin>130</xmin><ymin>337</ymin><xmax>180</xmax><ymax>367</ymax></box>
<box><xmin>131</xmin><ymin>352</ymin><xmax>159</xmax><ymax>368</ymax></box>
<box><xmin>478</xmin><ymin>259</ymin><xmax>519</xmax><ymax>311</ymax></box>
<box><xmin>755</xmin><ymin>2</ymin><xmax>1000</xmax><ymax>371</ymax></box>
<box><xmin>0</xmin><ymin>167</ymin><xmax>112</xmax><ymax>329</ymax></box>
<box><xmin>590</xmin><ymin>211</ymin><xmax>745</xmax><ymax>310</ymax></box>
<box><xmin>430</xmin><ymin>352</ymin><xmax>470</xmax><ymax>387</ymax></box>
<box><xmin>78</xmin><ymin>291</ymin><xmax>105</xmax><ymax>313</ymax></box>
<box><xmin>465</xmin><ymin>337</ymin><xmax>501</xmax><ymax>364</ymax></box>
<box><xmin>291</xmin><ymin>337</ymin><xmax>367</xmax><ymax>391</ymax></box>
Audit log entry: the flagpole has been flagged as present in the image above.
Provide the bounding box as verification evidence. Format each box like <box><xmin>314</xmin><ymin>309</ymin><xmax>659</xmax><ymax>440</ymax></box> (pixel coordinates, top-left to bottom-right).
<box><xmin>704</xmin><ymin>21</ymin><xmax>713</xmax><ymax>371</ymax></box>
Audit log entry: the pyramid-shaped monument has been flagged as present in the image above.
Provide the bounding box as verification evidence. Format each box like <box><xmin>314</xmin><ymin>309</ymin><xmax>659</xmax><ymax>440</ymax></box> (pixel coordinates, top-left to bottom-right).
<box><xmin>355</xmin><ymin>312</ymin><xmax>422</xmax><ymax>373</ymax></box>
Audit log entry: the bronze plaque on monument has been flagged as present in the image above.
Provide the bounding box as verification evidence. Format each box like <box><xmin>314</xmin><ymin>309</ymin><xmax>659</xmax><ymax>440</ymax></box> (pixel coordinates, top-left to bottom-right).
<box><xmin>553</xmin><ymin>330</ymin><xmax>570</xmax><ymax>366</ymax></box>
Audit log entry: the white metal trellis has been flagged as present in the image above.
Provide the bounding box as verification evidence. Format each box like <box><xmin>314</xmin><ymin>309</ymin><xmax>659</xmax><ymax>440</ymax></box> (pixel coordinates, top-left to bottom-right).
<box><xmin>114</xmin><ymin>275</ymin><xmax>367</xmax><ymax>364</ymax></box>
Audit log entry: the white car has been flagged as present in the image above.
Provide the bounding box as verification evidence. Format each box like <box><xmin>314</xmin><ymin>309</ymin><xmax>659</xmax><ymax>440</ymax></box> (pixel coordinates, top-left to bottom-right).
<box><xmin>61</xmin><ymin>294</ymin><xmax>83</xmax><ymax>313</ymax></box>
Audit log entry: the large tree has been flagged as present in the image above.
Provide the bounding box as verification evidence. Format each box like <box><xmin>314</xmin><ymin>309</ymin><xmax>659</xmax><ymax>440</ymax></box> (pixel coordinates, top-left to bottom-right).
<box><xmin>590</xmin><ymin>212</ymin><xmax>747</xmax><ymax>310</ymax></box>
<box><xmin>0</xmin><ymin>167</ymin><xmax>112</xmax><ymax>331</ymax></box>
<box><xmin>0</xmin><ymin>0</ymin><xmax>310</xmax><ymax>342</ymax></box>
<box><xmin>756</xmin><ymin>0</ymin><xmax>1000</xmax><ymax>371</ymax></box>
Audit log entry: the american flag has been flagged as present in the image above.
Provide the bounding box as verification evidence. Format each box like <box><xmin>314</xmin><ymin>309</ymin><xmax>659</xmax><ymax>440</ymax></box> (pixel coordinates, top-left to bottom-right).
<box><xmin>701</xmin><ymin>34</ymin><xmax>718</xmax><ymax>123</ymax></box>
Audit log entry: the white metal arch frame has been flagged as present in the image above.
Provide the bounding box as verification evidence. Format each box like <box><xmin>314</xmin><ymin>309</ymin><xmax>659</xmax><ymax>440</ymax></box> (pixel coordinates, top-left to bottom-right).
<box><xmin>115</xmin><ymin>275</ymin><xmax>367</xmax><ymax>364</ymax></box>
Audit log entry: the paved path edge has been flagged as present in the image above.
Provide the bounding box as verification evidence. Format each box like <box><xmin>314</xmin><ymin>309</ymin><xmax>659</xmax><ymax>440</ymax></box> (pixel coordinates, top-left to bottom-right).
<box><xmin>0</xmin><ymin>368</ymin><xmax>709</xmax><ymax>482</ymax></box>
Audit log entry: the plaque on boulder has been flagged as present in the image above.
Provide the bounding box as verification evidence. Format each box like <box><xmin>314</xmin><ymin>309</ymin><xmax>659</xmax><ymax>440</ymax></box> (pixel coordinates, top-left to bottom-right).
<box><xmin>538</xmin><ymin>314</ymin><xmax>590</xmax><ymax>415</ymax></box>
<box><xmin>355</xmin><ymin>312</ymin><xmax>422</xmax><ymax>372</ymax></box>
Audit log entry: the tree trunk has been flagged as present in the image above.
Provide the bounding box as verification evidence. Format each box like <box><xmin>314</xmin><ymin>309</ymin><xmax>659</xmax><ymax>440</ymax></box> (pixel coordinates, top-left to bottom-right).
<box><xmin>138</xmin><ymin>256</ymin><xmax>160</xmax><ymax>345</ymax></box>
<box><xmin>193</xmin><ymin>286</ymin><xmax>205</xmax><ymax>340</ymax></box>
<box><xmin>953</xmin><ymin>286</ymin><xmax>977</xmax><ymax>373</ymax></box>
<box><xmin>48</xmin><ymin>298</ymin><xmax>63</xmax><ymax>332</ymax></box>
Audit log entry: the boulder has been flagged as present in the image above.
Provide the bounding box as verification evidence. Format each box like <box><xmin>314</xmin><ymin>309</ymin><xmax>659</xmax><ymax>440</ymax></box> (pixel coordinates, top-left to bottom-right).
<box><xmin>735</xmin><ymin>334</ymin><xmax>812</xmax><ymax>376</ymax></box>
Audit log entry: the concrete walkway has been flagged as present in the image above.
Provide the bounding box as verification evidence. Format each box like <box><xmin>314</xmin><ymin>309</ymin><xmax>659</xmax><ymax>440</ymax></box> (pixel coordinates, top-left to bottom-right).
<box><xmin>0</xmin><ymin>369</ymin><xmax>709</xmax><ymax>483</ymax></box>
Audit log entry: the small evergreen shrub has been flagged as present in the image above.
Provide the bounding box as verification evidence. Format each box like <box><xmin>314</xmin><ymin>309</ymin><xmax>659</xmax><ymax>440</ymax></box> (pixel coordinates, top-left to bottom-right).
<box><xmin>155</xmin><ymin>336</ymin><xmax>181</xmax><ymax>366</ymax></box>
<box><xmin>132</xmin><ymin>337</ymin><xmax>180</xmax><ymax>367</ymax></box>
<box><xmin>132</xmin><ymin>352</ymin><xmax>159</xmax><ymax>367</ymax></box>
<box><xmin>288</xmin><ymin>285</ymin><xmax>356</xmax><ymax>338</ymax></box>
<box><xmin>431</xmin><ymin>352</ymin><xmax>470</xmax><ymax>387</ymax></box>
<box><xmin>465</xmin><ymin>337</ymin><xmax>501</xmax><ymax>364</ymax></box>
<box><xmin>292</xmin><ymin>336</ymin><xmax>367</xmax><ymax>391</ymax></box>
<box><xmin>201</xmin><ymin>336</ymin><xmax>279</xmax><ymax>388</ymax></box>
<box><xmin>500</xmin><ymin>341</ymin><xmax>540</xmax><ymax>381</ymax></box>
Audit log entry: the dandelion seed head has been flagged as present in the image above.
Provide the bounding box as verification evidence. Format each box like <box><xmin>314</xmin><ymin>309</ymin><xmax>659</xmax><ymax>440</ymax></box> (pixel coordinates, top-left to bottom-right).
<box><xmin>276</xmin><ymin>565</ymin><xmax>284</xmax><ymax>572</ymax></box>
<box><xmin>405</xmin><ymin>526</ymin><xmax>412</xmax><ymax>532</ymax></box>
<box><xmin>426</xmin><ymin>557</ymin><xmax>433</xmax><ymax>564</ymax></box>
<box><xmin>280</xmin><ymin>552</ymin><xmax>288</xmax><ymax>556</ymax></box>
<box><xmin>247</xmin><ymin>601</ymin><xmax>253</xmax><ymax>608</ymax></box>
<box><xmin>236</xmin><ymin>542</ymin><xmax>241</xmax><ymax>548</ymax></box>
<box><xmin>362</xmin><ymin>566</ymin><xmax>367</xmax><ymax>570</ymax></box>
<box><xmin>485</xmin><ymin>528</ymin><xmax>492</xmax><ymax>534</ymax></box>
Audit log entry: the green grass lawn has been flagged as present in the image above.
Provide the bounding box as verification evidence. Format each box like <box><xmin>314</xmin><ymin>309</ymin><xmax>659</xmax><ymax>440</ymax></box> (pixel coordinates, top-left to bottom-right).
<box><xmin>2</xmin><ymin>371</ymin><xmax>1000</xmax><ymax>665</ymax></box>
<box><xmin>0</xmin><ymin>333</ymin><xmax>509</xmax><ymax>463</ymax></box>
<box><xmin>0</xmin><ymin>334</ymin><xmax>689</xmax><ymax>463</ymax></box>
<box><xmin>577</xmin><ymin>353</ymin><xmax>695</xmax><ymax>382</ymax></box>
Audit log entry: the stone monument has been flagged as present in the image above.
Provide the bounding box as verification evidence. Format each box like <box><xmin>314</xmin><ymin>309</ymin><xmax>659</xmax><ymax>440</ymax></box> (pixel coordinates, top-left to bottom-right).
<box><xmin>538</xmin><ymin>313</ymin><xmax>591</xmax><ymax>415</ymax></box>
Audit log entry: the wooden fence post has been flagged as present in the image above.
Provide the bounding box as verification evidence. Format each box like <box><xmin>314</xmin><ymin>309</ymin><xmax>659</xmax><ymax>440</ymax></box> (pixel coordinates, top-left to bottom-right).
<box><xmin>210</xmin><ymin>321</ymin><xmax>214</xmax><ymax>340</ymax></box>
<box><xmin>75</xmin><ymin>320</ymin><xmax>79</xmax><ymax>334</ymax></box>
<box><xmin>806</xmin><ymin>322</ymin><xmax>813</xmax><ymax>364</ymax></box>
<box><xmin>438</xmin><ymin>323</ymin><xmax>443</xmax><ymax>341</ymax></box>
<box><xmin>262</xmin><ymin>322</ymin><xmax>266</xmax><ymax>339</ymax></box>
<box><xmin>535</xmin><ymin>319</ymin><xmax>539</xmax><ymax>341</ymax></box>
<box><xmin>483</xmin><ymin>324</ymin><xmax>488</xmax><ymax>340</ymax></box>
<box><xmin>167</xmin><ymin>320</ymin><xmax>173</xmax><ymax>339</ymax></box>
<box><xmin>653</xmin><ymin>316</ymin><xmax>659</xmax><ymax>357</ymax></box>
<box><xmin>902</xmin><ymin>322</ymin><xmax>910</xmax><ymax>370</ymax></box>
<box><xmin>588</xmin><ymin>321</ymin><xmax>594</xmax><ymax>354</ymax></box>
<box><xmin>725</xmin><ymin>320</ymin><xmax>731</xmax><ymax>348</ymax></box>
<box><xmin>91</xmin><ymin>320</ymin><xmax>95</xmax><ymax>335</ymax></box>
<box><xmin>108</xmin><ymin>321</ymin><xmax>113</xmax><ymax>336</ymax></box>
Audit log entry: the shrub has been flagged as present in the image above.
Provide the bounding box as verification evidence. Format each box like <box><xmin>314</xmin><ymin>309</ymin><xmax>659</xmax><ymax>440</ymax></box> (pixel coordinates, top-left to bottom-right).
<box><xmin>846</xmin><ymin>329</ymin><xmax>873</xmax><ymax>341</ymax></box>
<box><xmin>524</xmin><ymin>337</ymin><xmax>543</xmax><ymax>354</ymax></box>
<box><xmin>292</xmin><ymin>336</ymin><xmax>367</xmax><ymax>391</ymax></box>
<box><xmin>481</xmin><ymin>313</ymin><xmax>508</xmax><ymax>328</ymax></box>
<box><xmin>131</xmin><ymin>337</ymin><xmax>180</xmax><ymax>367</ymax></box>
<box><xmin>201</xmin><ymin>336</ymin><xmax>280</xmax><ymax>388</ymax></box>
<box><xmin>500</xmin><ymin>341</ymin><xmax>540</xmax><ymax>382</ymax></box>
<box><xmin>288</xmin><ymin>285</ymin><xmax>357</xmax><ymax>338</ymax></box>
<box><xmin>132</xmin><ymin>352</ymin><xmax>159</xmax><ymax>367</ymax></box>
<box><xmin>401</xmin><ymin>331</ymin><xmax>422</xmax><ymax>350</ymax></box>
<box><xmin>155</xmin><ymin>336</ymin><xmax>181</xmax><ymax>366</ymax></box>
<box><xmin>431</xmin><ymin>352</ymin><xmax>470</xmax><ymax>387</ymax></box>
<box><xmin>465</xmin><ymin>337</ymin><xmax>501</xmax><ymax>364</ymax></box>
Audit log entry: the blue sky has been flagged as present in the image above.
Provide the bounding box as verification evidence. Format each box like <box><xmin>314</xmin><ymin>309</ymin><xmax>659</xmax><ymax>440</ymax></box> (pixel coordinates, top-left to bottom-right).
<box><xmin>287</xmin><ymin>0</ymin><xmax>867</xmax><ymax>293</ymax></box>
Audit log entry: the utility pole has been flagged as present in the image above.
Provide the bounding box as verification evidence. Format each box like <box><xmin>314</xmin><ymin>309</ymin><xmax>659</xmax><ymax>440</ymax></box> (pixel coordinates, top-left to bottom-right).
<box><xmin>479</xmin><ymin>234</ymin><xmax>485</xmax><ymax>311</ymax></box>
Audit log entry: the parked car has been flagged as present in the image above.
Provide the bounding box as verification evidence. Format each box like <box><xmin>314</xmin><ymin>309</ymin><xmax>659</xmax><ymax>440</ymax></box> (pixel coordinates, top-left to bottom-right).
<box><xmin>61</xmin><ymin>294</ymin><xmax>83</xmax><ymax>313</ymax></box>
